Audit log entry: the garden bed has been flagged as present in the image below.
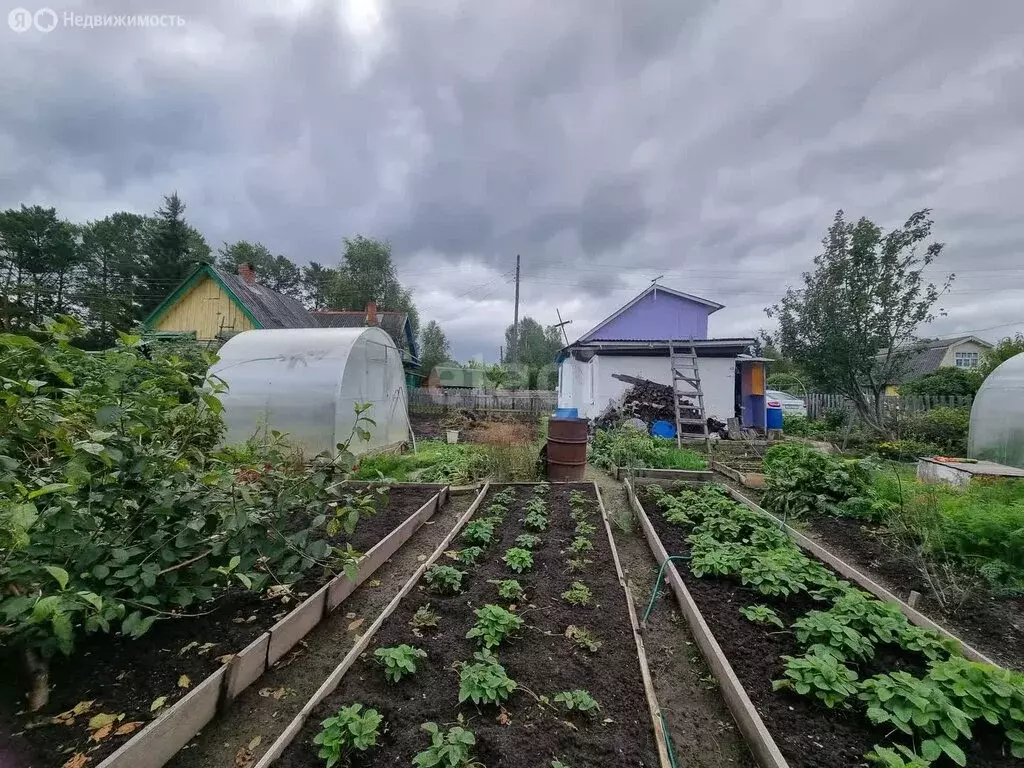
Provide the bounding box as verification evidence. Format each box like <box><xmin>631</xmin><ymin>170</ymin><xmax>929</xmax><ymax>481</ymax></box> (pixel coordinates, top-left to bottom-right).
<box><xmin>710</xmin><ymin>460</ymin><xmax>766</xmax><ymax>489</ymax></box>
<box><xmin>1</xmin><ymin>484</ymin><xmax>445</xmax><ymax>768</ymax></box>
<box><xmin>628</xmin><ymin>481</ymin><xmax>1021</xmax><ymax>768</ymax></box>
<box><xmin>261</xmin><ymin>482</ymin><xmax>667</xmax><ymax>767</ymax></box>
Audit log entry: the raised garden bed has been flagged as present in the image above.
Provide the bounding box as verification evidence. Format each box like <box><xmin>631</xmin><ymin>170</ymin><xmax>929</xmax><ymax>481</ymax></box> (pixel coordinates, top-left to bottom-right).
<box><xmin>614</xmin><ymin>466</ymin><xmax>716</xmax><ymax>483</ymax></box>
<box><xmin>627</xmin><ymin>479</ymin><xmax>1021</xmax><ymax>768</ymax></box>
<box><xmin>257</xmin><ymin>481</ymin><xmax>669</xmax><ymax>767</ymax></box>
<box><xmin>710</xmin><ymin>460</ymin><xmax>766</xmax><ymax>489</ymax></box>
<box><xmin>1</xmin><ymin>484</ymin><xmax>448</xmax><ymax>768</ymax></box>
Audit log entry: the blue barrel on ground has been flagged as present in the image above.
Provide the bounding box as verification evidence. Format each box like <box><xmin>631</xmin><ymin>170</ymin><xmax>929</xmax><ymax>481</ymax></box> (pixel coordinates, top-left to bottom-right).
<box><xmin>651</xmin><ymin>420</ymin><xmax>676</xmax><ymax>439</ymax></box>
<box><xmin>766</xmin><ymin>400</ymin><xmax>784</xmax><ymax>430</ymax></box>
<box><xmin>553</xmin><ymin>407</ymin><xmax>579</xmax><ymax>419</ymax></box>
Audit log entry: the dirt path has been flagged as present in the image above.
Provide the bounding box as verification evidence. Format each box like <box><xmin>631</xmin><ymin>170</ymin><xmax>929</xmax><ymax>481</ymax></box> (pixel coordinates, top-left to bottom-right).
<box><xmin>168</xmin><ymin>490</ymin><xmax>479</xmax><ymax>768</ymax></box>
<box><xmin>587</xmin><ymin>467</ymin><xmax>755</xmax><ymax>768</ymax></box>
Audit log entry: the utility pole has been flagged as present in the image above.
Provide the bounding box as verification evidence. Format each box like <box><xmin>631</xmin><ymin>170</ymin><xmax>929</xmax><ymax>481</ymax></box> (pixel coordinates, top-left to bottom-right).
<box><xmin>554</xmin><ymin>308</ymin><xmax>572</xmax><ymax>346</ymax></box>
<box><xmin>511</xmin><ymin>254</ymin><xmax>521</xmax><ymax>364</ymax></box>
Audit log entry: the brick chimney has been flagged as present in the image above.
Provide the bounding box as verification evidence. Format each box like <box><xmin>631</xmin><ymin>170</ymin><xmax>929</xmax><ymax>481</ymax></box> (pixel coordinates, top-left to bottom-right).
<box><xmin>237</xmin><ymin>263</ymin><xmax>256</xmax><ymax>284</ymax></box>
<box><xmin>365</xmin><ymin>301</ymin><xmax>377</xmax><ymax>325</ymax></box>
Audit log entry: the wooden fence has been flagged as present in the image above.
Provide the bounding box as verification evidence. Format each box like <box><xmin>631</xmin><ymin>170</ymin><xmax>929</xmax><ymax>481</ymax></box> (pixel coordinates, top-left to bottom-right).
<box><xmin>408</xmin><ymin>388</ymin><xmax>557</xmax><ymax>414</ymax></box>
<box><xmin>806</xmin><ymin>393</ymin><xmax>972</xmax><ymax>421</ymax></box>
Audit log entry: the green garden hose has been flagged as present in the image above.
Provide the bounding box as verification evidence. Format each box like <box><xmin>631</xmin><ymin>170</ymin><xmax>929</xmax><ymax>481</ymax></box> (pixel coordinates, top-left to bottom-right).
<box><xmin>660</xmin><ymin>710</ymin><xmax>680</xmax><ymax>768</ymax></box>
<box><xmin>642</xmin><ymin>556</ymin><xmax>691</xmax><ymax>624</ymax></box>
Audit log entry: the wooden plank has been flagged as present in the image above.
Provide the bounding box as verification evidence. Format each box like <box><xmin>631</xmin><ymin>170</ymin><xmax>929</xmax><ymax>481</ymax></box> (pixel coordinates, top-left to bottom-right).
<box><xmin>724</xmin><ymin>487</ymin><xmax>999</xmax><ymax>667</ymax></box>
<box><xmin>626</xmin><ymin>479</ymin><xmax>789</xmax><ymax>768</ymax></box>
<box><xmin>593</xmin><ymin>482</ymin><xmax>672</xmax><ymax>768</ymax></box>
<box><xmin>254</xmin><ymin>484</ymin><xmax>492</xmax><ymax>767</ymax></box>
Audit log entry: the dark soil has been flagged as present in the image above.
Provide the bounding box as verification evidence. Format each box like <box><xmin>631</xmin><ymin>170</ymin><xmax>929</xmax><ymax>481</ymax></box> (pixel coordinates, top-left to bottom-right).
<box><xmin>712</xmin><ymin>472</ymin><xmax>1024</xmax><ymax>671</ymax></box>
<box><xmin>0</xmin><ymin>485</ymin><xmax>438</xmax><ymax>768</ymax></box>
<box><xmin>804</xmin><ymin>516</ymin><xmax>1024</xmax><ymax>671</ymax></box>
<box><xmin>409</xmin><ymin>411</ymin><xmax>539</xmax><ymax>444</ymax></box>
<box><xmin>588</xmin><ymin>468</ymin><xmax>755</xmax><ymax>768</ymax></box>
<box><xmin>277</xmin><ymin>483</ymin><xmax>661</xmax><ymax>768</ymax></box>
<box><xmin>639</xmin><ymin>484</ymin><xmax>1018</xmax><ymax>768</ymax></box>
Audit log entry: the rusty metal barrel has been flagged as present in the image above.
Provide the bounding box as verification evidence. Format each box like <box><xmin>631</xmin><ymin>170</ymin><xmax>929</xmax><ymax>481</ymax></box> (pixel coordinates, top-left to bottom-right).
<box><xmin>546</xmin><ymin>418</ymin><xmax>588</xmax><ymax>481</ymax></box>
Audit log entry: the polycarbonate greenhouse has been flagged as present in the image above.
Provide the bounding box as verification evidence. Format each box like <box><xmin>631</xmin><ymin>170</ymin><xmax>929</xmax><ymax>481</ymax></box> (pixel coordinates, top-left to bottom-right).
<box><xmin>968</xmin><ymin>352</ymin><xmax>1024</xmax><ymax>468</ymax></box>
<box><xmin>209</xmin><ymin>327</ymin><xmax>410</xmax><ymax>456</ymax></box>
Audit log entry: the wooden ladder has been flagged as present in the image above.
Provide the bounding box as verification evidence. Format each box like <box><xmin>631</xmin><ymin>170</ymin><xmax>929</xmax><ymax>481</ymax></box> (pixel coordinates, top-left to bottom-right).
<box><xmin>669</xmin><ymin>339</ymin><xmax>709</xmax><ymax>450</ymax></box>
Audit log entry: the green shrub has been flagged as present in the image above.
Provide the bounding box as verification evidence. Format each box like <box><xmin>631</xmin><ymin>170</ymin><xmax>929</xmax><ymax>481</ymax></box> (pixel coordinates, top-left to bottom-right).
<box><xmin>761</xmin><ymin>443</ymin><xmax>871</xmax><ymax>518</ymax></box>
<box><xmin>899</xmin><ymin>406</ymin><xmax>970</xmax><ymax>455</ymax></box>
<box><xmin>590</xmin><ymin>426</ymin><xmax>707</xmax><ymax>470</ymax></box>
<box><xmin>900</xmin><ymin>369</ymin><xmax>982</xmax><ymax>397</ymax></box>
<box><xmin>873</xmin><ymin>439</ymin><xmax>941</xmax><ymax>461</ymax></box>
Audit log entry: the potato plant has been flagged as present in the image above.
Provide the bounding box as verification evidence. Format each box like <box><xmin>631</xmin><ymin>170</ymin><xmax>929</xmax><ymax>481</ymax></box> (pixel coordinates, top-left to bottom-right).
<box><xmin>412</xmin><ymin>723</ymin><xmax>480</xmax><ymax>768</ymax></box>
<box><xmin>561</xmin><ymin>581</ymin><xmax>592</xmax><ymax>606</ymax></box>
<box><xmin>461</xmin><ymin>519</ymin><xmax>496</xmax><ymax>547</ymax></box>
<box><xmin>772</xmin><ymin>646</ymin><xmax>859</xmax><ymax>708</ymax></box>
<box><xmin>457</xmin><ymin>546</ymin><xmax>485</xmax><ymax>566</ymax></box>
<box><xmin>490</xmin><ymin>579</ymin><xmax>524</xmax><ymax>601</ymax></box>
<box><xmin>424</xmin><ymin>565</ymin><xmax>466</xmax><ymax>594</ymax></box>
<box><xmin>739</xmin><ymin>604</ymin><xmax>784</xmax><ymax>628</ymax></box>
<box><xmin>410</xmin><ymin>604</ymin><xmax>439</xmax><ymax>630</ymax></box>
<box><xmin>503</xmin><ymin>547</ymin><xmax>533</xmax><ymax>573</ymax></box>
<box><xmin>552</xmin><ymin>689</ymin><xmax>600</xmax><ymax>713</ymax></box>
<box><xmin>313</xmin><ymin>703</ymin><xmax>383</xmax><ymax>768</ymax></box>
<box><xmin>466</xmin><ymin>604</ymin><xmax>523</xmax><ymax>648</ymax></box>
<box><xmin>458</xmin><ymin>649</ymin><xmax>517</xmax><ymax>705</ymax></box>
<box><xmin>374</xmin><ymin>644</ymin><xmax>427</xmax><ymax>683</ymax></box>
<box><xmin>564</xmin><ymin>624</ymin><xmax>602</xmax><ymax>653</ymax></box>
<box><xmin>515</xmin><ymin>533</ymin><xmax>542</xmax><ymax>550</ymax></box>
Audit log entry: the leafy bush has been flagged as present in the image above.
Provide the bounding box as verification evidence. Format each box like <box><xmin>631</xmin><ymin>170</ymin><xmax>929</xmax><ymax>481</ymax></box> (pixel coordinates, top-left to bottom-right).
<box><xmin>503</xmin><ymin>547</ymin><xmax>533</xmax><ymax>573</ymax></box>
<box><xmin>552</xmin><ymin>689</ymin><xmax>600</xmax><ymax>713</ymax></box>
<box><xmin>461</xmin><ymin>519</ymin><xmax>496</xmax><ymax>547</ymax></box>
<box><xmin>374</xmin><ymin>644</ymin><xmax>427</xmax><ymax>683</ymax></box>
<box><xmin>466</xmin><ymin>604</ymin><xmax>523</xmax><ymax>648</ymax></box>
<box><xmin>564</xmin><ymin>624</ymin><xmax>601</xmax><ymax>652</ymax></box>
<box><xmin>590</xmin><ymin>426</ymin><xmax>707</xmax><ymax>470</ymax></box>
<box><xmin>561</xmin><ymin>581</ymin><xmax>592</xmax><ymax>606</ymax></box>
<box><xmin>457</xmin><ymin>547</ymin><xmax>485</xmax><ymax>566</ymax></box>
<box><xmin>900</xmin><ymin>369</ymin><xmax>981</xmax><ymax>397</ymax></box>
<box><xmin>873</xmin><ymin>439</ymin><xmax>941</xmax><ymax>462</ymax></box>
<box><xmin>515</xmin><ymin>533</ymin><xmax>541</xmax><ymax>549</ymax></box>
<box><xmin>313</xmin><ymin>703</ymin><xmax>383</xmax><ymax>767</ymax></box>
<box><xmin>458</xmin><ymin>649</ymin><xmax>516</xmax><ymax>705</ymax></box>
<box><xmin>859</xmin><ymin>671</ymin><xmax>972</xmax><ymax>765</ymax></box>
<box><xmin>739</xmin><ymin>604</ymin><xmax>784</xmax><ymax>628</ymax></box>
<box><xmin>761</xmin><ymin>443</ymin><xmax>871</xmax><ymax>518</ymax></box>
<box><xmin>412</xmin><ymin>723</ymin><xmax>479</xmax><ymax>768</ymax></box>
<box><xmin>424</xmin><ymin>565</ymin><xmax>465</xmax><ymax>594</ymax></box>
<box><xmin>772</xmin><ymin>646</ymin><xmax>859</xmax><ymax>708</ymax></box>
<box><xmin>490</xmin><ymin>579</ymin><xmax>524</xmax><ymax>600</ymax></box>
<box><xmin>0</xmin><ymin>322</ymin><xmax>374</xmax><ymax>708</ymax></box>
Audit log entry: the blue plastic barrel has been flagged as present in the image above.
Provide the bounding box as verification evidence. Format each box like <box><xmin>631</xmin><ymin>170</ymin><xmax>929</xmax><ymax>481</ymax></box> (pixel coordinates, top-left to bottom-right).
<box><xmin>553</xmin><ymin>407</ymin><xmax>579</xmax><ymax>419</ymax></box>
<box><xmin>766</xmin><ymin>401</ymin><xmax>784</xmax><ymax>430</ymax></box>
<box><xmin>650</xmin><ymin>420</ymin><xmax>676</xmax><ymax>439</ymax></box>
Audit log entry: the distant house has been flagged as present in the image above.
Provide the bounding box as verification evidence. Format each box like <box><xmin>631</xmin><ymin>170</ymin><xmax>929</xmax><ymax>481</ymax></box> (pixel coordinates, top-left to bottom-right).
<box><xmin>314</xmin><ymin>303</ymin><xmax>421</xmax><ymax>387</ymax></box>
<box><xmin>424</xmin><ymin>365</ymin><xmax>488</xmax><ymax>390</ymax></box>
<box><xmin>557</xmin><ymin>283</ymin><xmax>766</xmax><ymax>427</ymax></box>
<box><xmin>143</xmin><ymin>263</ymin><xmax>316</xmax><ymax>344</ymax></box>
<box><xmin>880</xmin><ymin>336</ymin><xmax>993</xmax><ymax>394</ymax></box>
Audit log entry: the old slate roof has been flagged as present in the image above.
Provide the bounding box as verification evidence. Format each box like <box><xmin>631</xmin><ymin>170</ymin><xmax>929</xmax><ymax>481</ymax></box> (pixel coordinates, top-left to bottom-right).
<box><xmin>313</xmin><ymin>310</ymin><xmax>417</xmax><ymax>360</ymax></box>
<box><xmin>212</xmin><ymin>267</ymin><xmax>316</xmax><ymax>329</ymax></box>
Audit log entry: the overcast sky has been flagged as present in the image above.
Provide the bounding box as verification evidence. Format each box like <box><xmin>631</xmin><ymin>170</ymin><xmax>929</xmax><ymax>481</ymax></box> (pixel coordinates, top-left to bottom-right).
<box><xmin>3</xmin><ymin>0</ymin><xmax>1024</xmax><ymax>360</ymax></box>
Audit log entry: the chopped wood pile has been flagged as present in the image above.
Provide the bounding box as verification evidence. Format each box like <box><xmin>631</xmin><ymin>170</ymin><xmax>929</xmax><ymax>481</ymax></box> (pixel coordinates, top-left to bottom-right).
<box><xmin>595</xmin><ymin>374</ymin><xmax>727</xmax><ymax>436</ymax></box>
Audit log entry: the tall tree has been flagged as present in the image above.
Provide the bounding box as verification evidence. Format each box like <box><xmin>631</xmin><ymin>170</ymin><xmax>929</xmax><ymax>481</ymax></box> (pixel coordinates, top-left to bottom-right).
<box><xmin>503</xmin><ymin>316</ymin><xmax>563</xmax><ymax>389</ymax></box>
<box><xmin>0</xmin><ymin>205</ymin><xmax>80</xmax><ymax>329</ymax></box>
<box><xmin>327</xmin><ymin>236</ymin><xmax>419</xmax><ymax>333</ymax></box>
<box><xmin>142</xmin><ymin>193</ymin><xmax>208</xmax><ymax>315</ymax></box>
<box><xmin>218</xmin><ymin>241</ymin><xmax>302</xmax><ymax>296</ymax></box>
<box><xmin>80</xmin><ymin>212</ymin><xmax>148</xmax><ymax>345</ymax></box>
<box><xmin>302</xmin><ymin>261</ymin><xmax>332</xmax><ymax>310</ymax></box>
<box><xmin>980</xmin><ymin>333</ymin><xmax>1024</xmax><ymax>378</ymax></box>
<box><xmin>767</xmin><ymin>209</ymin><xmax>950</xmax><ymax>433</ymax></box>
<box><xmin>418</xmin><ymin>320</ymin><xmax>451</xmax><ymax>380</ymax></box>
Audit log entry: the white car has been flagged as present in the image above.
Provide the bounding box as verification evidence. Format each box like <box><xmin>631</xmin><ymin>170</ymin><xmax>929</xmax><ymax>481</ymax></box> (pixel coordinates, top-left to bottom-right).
<box><xmin>766</xmin><ymin>389</ymin><xmax>807</xmax><ymax>417</ymax></box>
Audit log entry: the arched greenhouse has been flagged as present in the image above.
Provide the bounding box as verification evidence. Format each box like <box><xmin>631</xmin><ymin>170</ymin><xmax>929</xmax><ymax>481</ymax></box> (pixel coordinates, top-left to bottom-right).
<box><xmin>209</xmin><ymin>327</ymin><xmax>410</xmax><ymax>456</ymax></box>
<box><xmin>968</xmin><ymin>352</ymin><xmax>1024</xmax><ymax>468</ymax></box>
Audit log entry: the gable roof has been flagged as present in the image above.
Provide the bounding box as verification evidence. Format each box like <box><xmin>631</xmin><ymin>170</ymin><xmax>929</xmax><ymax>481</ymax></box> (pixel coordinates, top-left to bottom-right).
<box><xmin>313</xmin><ymin>310</ymin><xmax>420</xmax><ymax>363</ymax></box>
<box><xmin>578</xmin><ymin>283</ymin><xmax>724</xmax><ymax>343</ymax></box>
<box><xmin>144</xmin><ymin>264</ymin><xmax>317</xmax><ymax>331</ymax></box>
<box><xmin>878</xmin><ymin>336</ymin><xmax>993</xmax><ymax>383</ymax></box>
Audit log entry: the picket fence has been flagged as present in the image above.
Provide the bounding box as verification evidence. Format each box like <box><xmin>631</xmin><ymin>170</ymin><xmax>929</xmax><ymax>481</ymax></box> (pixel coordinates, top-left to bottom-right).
<box><xmin>408</xmin><ymin>388</ymin><xmax>558</xmax><ymax>414</ymax></box>
<box><xmin>806</xmin><ymin>393</ymin><xmax>972</xmax><ymax>421</ymax></box>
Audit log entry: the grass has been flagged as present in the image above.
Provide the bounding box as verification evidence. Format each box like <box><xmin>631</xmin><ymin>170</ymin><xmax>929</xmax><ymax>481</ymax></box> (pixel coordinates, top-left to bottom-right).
<box><xmin>353</xmin><ymin>440</ymin><xmax>540</xmax><ymax>484</ymax></box>
<box><xmin>590</xmin><ymin>425</ymin><xmax>708</xmax><ymax>471</ymax></box>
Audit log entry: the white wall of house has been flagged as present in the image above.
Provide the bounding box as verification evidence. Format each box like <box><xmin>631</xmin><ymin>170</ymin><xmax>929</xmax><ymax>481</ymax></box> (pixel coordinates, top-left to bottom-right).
<box><xmin>558</xmin><ymin>353</ymin><xmax>737</xmax><ymax>422</ymax></box>
<box><xmin>939</xmin><ymin>340</ymin><xmax>989</xmax><ymax>369</ymax></box>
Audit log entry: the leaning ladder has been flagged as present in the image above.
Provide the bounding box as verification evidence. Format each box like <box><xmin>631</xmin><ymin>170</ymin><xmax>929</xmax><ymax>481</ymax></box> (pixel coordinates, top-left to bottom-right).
<box><xmin>669</xmin><ymin>339</ymin><xmax>710</xmax><ymax>451</ymax></box>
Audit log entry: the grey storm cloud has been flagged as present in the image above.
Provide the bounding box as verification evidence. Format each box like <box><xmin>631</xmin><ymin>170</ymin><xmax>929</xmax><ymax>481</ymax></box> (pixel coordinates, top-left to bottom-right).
<box><xmin>3</xmin><ymin>0</ymin><xmax>1024</xmax><ymax>360</ymax></box>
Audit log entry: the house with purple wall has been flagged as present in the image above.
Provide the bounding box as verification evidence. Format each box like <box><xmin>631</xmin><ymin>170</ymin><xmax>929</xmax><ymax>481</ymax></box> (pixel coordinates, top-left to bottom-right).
<box><xmin>557</xmin><ymin>283</ymin><xmax>766</xmax><ymax>428</ymax></box>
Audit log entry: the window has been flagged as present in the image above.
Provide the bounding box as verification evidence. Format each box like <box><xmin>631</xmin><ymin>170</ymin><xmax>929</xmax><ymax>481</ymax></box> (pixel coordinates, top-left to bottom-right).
<box><xmin>955</xmin><ymin>351</ymin><xmax>979</xmax><ymax>368</ymax></box>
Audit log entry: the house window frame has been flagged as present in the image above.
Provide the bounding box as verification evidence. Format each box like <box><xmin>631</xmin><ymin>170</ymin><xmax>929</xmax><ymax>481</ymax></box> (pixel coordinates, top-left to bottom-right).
<box><xmin>954</xmin><ymin>351</ymin><xmax>979</xmax><ymax>369</ymax></box>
